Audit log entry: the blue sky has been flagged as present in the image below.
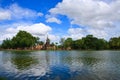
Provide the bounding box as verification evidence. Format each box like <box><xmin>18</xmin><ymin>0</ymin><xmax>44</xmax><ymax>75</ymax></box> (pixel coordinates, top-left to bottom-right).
<box><xmin>0</xmin><ymin>0</ymin><xmax>120</xmax><ymax>43</ymax></box>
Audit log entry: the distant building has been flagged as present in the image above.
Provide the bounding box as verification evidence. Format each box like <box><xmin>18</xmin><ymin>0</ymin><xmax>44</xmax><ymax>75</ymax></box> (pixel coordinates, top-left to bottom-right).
<box><xmin>33</xmin><ymin>35</ymin><xmax>56</xmax><ymax>50</ymax></box>
<box><xmin>42</xmin><ymin>36</ymin><xmax>50</xmax><ymax>50</ymax></box>
<box><xmin>34</xmin><ymin>44</ymin><xmax>43</xmax><ymax>50</ymax></box>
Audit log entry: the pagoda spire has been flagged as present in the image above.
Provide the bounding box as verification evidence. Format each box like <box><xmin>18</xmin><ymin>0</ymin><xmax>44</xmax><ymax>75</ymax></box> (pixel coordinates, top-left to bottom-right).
<box><xmin>42</xmin><ymin>34</ymin><xmax>50</xmax><ymax>50</ymax></box>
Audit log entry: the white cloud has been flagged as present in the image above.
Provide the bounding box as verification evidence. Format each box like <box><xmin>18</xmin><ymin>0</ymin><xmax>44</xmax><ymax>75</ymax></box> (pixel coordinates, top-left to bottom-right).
<box><xmin>67</xmin><ymin>25</ymin><xmax>120</xmax><ymax>40</ymax></box>
<box><xmin>0</xmin><ymin>4</ymin><xmax>43</xmax><ymax>21</ymax></box>
<box><xmin>6</xmin><ymin>23</ymin><xmax>52</xmax><ymax>36</ymax></box>
<box><xmin>10</xmin><ymin>4</ymin><xmax>43</xmax><ymax>19</ymax></box>
<box><xmin>66</xmin><ymin>28</ymin><xmax>86</xmax><ymax>40</ymax></box>
<box><xmin>37</xmin><ymin>12</ymin><xmax>44</xmax><ymax>17</ymax></box>
<box><xmin>48</xmin><ymin>34</ymin><xmax>60</xmax><ymax>42</ymax></box>
<box><xmin>0</xmin><ymin>33</ymin><xmax>14</xmax><ymax>41</ymax></box>
<box><xmin>46</xmin><ymin>17</ymin><xmax>61</xmax><ymax>24</ymax></box>
<box><xmin>0</xmin><ymin>9</ymin><xmax>11</xmax><ymax>20</ymax></box>
<box><xmin>87</xmin><ymin>28</ymin><xmax>108</xmax><ymax>39</ymax></box>
<box><xmin>0</xmin><ymin>23</ymin><xmax>52</xmax><ymax>42</ymax></box>
<box><xmin>67</xmin><ymin>26</ymin><xmax>120</xmax><ymax>40</ymax></box>
<box><xmin>49</xmin><ymin>0</ymin><xmax>120</xmax><ymax>39</ymax></box>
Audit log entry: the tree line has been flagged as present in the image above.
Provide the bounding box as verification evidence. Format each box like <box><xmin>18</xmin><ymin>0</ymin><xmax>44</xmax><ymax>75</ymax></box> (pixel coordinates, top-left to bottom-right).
<box><xmin>0</xmin><ymin>30</ymin><xmax>120</xmax><ymax>50</ymax></box>
<box><xmin>59</xmin><ymin>35</ymin><xmax>120</xmax><ymax>50</ymax></box>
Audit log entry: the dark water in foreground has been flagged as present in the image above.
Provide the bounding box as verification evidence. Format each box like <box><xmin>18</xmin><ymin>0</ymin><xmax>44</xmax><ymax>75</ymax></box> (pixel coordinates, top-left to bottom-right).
<box><xmin>0</xmin><ymin>50</ymin><xmax>120</xmax><ymax>80</ymax></box>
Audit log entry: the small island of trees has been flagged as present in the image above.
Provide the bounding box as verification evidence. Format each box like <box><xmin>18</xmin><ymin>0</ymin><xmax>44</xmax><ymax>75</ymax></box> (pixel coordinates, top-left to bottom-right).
<box><xmin>0</xmin><ymin>30</ymin><xmax>120</xmax><ymax>50</ymax></box>
<box><xmin>0</xmin><ymin>30</ymin><xmax>40</xmax><ymax>50</ymax></box>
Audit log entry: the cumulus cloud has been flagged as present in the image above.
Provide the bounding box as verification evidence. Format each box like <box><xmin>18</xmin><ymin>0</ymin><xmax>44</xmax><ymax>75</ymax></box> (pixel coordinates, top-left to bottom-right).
<box><xmin>0</xmin><ymin>4</ymin><xmax>43</xmax><ymax>21</ymax></box>
<box><xmin>48</xmin><ymin>34</ymin><xmax>60</xmax><ymax>42</ymax></box>
<box><xmin>6</xmin><ymin>23</ymin><xmax>52</xmax><ymax>36</ymax></box>
<box><xmin>0</xmin><ymin>9</ymin><xmax>11</xmax><ymax>20</ymax></box>
<box><xmin>50</xmin><ymin>0</ymin><xmax>120</xmax><ymax>28</ymax></box>
<box><xmin>0</xmin><ymin>33</ymin><xmax>14</xmax><ymax>41</ymax></box>
<box><xmin>66</xmin><ymin>27</ymin><xmax>111</xmax><ymax>40</ymax></box>
<box><xmin>46</xmin><ymin>17</ymin><xmax>61</xmax><ymax>24</ymax></box>
<box><xmin>49</xmin><ymin>0</ymin><xmax>120</xmax><ymax>39</ymax></box>
<box><xmin>66</xmin><ymin>28</ymin><xmax>86</xmax><ymax>40</ymax></box>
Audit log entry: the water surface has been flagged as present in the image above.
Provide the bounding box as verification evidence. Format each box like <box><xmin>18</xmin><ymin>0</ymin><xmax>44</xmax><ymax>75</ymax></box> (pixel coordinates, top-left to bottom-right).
<box><xmin>0</xmin><ymin>50</ymin><xmax>120</xmax><ymax>80</ymax></box>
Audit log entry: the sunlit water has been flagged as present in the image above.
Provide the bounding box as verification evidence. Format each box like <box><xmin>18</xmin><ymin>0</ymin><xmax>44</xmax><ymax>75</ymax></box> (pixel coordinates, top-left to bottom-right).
<box><xmin>0</xmin><ymin>50</ymin><xmax>120</xmax><ymax>80</ymax></box>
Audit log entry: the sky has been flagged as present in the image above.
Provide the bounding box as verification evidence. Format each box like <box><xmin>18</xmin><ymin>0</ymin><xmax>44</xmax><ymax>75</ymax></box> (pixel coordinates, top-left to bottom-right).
<box><xmin>0</xmin><ymin>0</ymin><xmax>120</xmax><ymax>43</ymax></box>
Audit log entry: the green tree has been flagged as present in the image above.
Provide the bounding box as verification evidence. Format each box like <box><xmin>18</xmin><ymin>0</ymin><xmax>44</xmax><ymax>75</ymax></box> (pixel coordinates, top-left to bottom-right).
<box><xmin>1</xmin><ymin>30</ymin><xmax>39</xmax><ymax>49</ymax></box>
<box><xmin>1</xmin><ymin>38</ymin><xmax>12</xmax><ymax>49</ymax></box>
<box><xmin>12</xmin><ymin>30</ymin><xmax>38</xmax><ymax>49</ymax></box>
<box><xmin>109</xmin><ymin>37</ymin><xmax>120</xmax><ymax>49</ymax></box>
<box><xmin>97</xmin><ymin>39</ymin><xmax>108</xmax><ymax>50</ymax></box>
<box><xmin>38</xmin><ymin>41</ymin><xmax>44</xmax><ymax>45</ymax></box>
<box><xmin>71</xmin><ymin>35</ymin><xmax>108</xmax><ymax>50</ymax></box>
<box><xmin>72</xmin><ymin>39</ymin><xmax>83</xmax><ymax>49</ymax></box>
<box><xmin>82</xmin><ymin>35</ymin><xmax>97</xmax><ymax>50</ymax></box>
<box><xmin>63</xmin><ymin>38</ymin><xmax>73</xmax><ymax>49</ymax></box>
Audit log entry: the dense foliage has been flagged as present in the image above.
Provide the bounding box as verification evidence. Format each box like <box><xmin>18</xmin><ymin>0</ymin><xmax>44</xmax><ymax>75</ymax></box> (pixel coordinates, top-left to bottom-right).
<box><xmin>1</xmin><ymin>30</ymin><xmax>39</xmax><ymax>49</ymax></box>
<box><xmin>109</xmin><ymin>37</ymin><xmax>120</xmax><ymax>49</ymax></box>
<box><xmin>59</xmin><ymin>35</ymin><xmax>120</xmax><ymax>50</ymax></box>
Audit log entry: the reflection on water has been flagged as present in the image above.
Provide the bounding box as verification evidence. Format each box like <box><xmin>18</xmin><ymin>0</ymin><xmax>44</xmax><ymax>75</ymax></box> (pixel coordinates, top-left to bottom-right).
<box><xmin>11</xmin><ymin>52</ymin><xmax>38</xmax><ymax>70</ymax></box>
<box><xmin>0</xmin><ymin>51</ymin><xmax>120</xmax><ymax>80</ymax></box>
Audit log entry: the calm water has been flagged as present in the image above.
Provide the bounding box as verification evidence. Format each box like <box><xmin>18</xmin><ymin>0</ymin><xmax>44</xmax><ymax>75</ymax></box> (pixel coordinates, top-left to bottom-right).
<box><xmin>0</xmin><ymin>50</ymin><xmax>120</xmax><ymax>80</ymax></box>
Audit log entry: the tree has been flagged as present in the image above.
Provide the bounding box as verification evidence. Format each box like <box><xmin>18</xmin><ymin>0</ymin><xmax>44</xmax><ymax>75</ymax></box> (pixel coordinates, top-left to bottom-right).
<box><xmin>61</xmin><ymin>35</ymin><xmax>109</xmax><ymax>50</ymax></box>
<box><xmin>96</xmin><ymin>39</ymin><xmax>108</xmax><ymax>50</ymax></box>
<box><xmin>109</xmin><ymin>37</ymin><xmax>120</xmax><ymax>49</ymax></box>
<box><xmin>12</xmin><ymin>30</ymin><xmax>39</xmax><ymax>49</ymax></box>
<box><xmin>38</xmin><ymin>41</ymin><xmax>44</xmax><ymax>45</ymax></box>
<box><xmin>1</xmin><ymin>30</ymin><xmax>39</xmax><ymax>49</ymax></box>
<box><xmin>1</xmin><ymin>38</ymin><xmax>12</xmax><ymax>49</ymax></box>
<box><xmin>81</xmin><ymin>35</ymin><xmax>98</xmax><ymax>50</ymax></box>
<box><xmin>63</xmin><ymin>38</ymin><xmax>73</xmax><ymax>49</ymax></box>
<box><xmin>72</xmin><ymin>39</ymin><xmax>84</xmax><ymax>49</ymax></box>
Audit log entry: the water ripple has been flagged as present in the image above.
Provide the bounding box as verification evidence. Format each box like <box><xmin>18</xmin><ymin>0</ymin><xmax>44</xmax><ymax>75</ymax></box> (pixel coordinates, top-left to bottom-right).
<box><xmin>0</xmin><ymin>51</ymin><xmax>120</xmax><ymax>80</ymax></box>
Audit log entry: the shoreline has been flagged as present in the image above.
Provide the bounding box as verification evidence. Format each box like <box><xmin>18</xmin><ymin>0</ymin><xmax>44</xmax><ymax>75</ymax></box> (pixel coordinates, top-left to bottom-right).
<box><xmin>0</xmin><ymin>49</ymin><xmax>120</xmax><ymax>51</ymax></box>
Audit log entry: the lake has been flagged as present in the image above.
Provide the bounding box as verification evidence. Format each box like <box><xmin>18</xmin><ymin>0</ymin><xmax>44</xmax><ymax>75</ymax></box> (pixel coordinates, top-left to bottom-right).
<box><xmin>0</xmin><ymin>50</ymin><xmax>120</xmax><ymax>80</ymax></box>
